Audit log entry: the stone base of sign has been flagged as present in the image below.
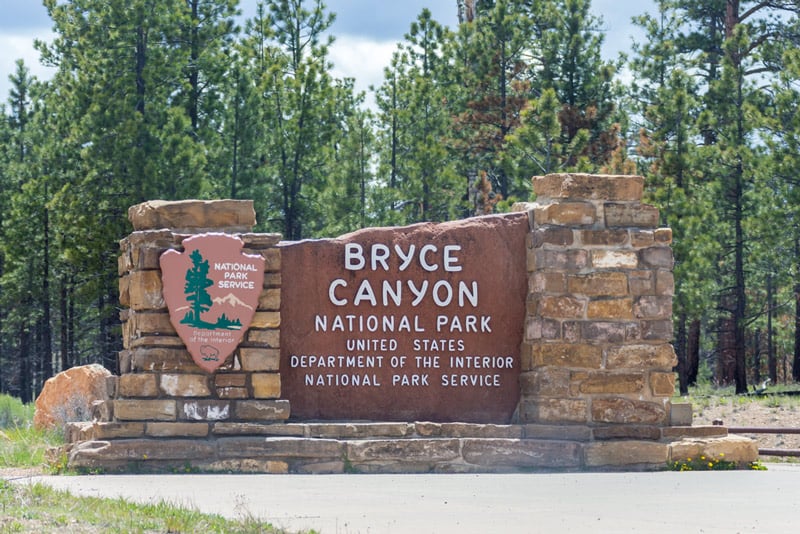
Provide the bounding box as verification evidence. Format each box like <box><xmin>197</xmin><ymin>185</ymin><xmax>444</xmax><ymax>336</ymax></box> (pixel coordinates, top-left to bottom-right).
<box><xmin>61</xmin><ymin>420</ymin><xmax>755</xmax><ymax>473</ymax></box>
<box><xmin>55</xmin><ymin>181</ymin><xmax>759</xmax><ymax>473</ymax></box>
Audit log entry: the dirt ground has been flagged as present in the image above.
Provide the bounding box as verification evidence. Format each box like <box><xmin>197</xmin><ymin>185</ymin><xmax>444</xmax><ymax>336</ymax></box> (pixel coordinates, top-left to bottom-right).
<box><xmin>690</xmin><ymin>396</ymin><xmax>800</xmax><ymax>456</ymax></box>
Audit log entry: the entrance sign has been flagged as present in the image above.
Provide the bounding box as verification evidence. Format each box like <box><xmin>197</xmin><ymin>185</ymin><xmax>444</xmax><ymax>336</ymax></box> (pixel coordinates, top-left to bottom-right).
<box><xmin>161</xmin><ymin>233</ymin><xmax>265</xmax><ymax>372</ymax></box>
<box><xmin>280</xmin><ymin>214</ymin><xmax>528</xmax><ymax>423</ymax></box>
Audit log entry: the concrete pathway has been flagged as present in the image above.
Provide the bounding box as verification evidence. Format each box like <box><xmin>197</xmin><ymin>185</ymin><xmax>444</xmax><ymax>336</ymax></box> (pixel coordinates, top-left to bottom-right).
<box><xmin>10</xmin><ymin>464</ymin><xmax>800</xmax><ymax>533</ymax></box>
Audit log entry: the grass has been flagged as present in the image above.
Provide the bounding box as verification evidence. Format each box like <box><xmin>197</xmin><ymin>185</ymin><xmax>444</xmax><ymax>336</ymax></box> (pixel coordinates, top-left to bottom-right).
<box><xmin>676</xmin><ymin>383</ymin><xmax>800</xmax><ymax>416</ymax></box>
<box><xmin>0</xmin><ymin>479</ymin><xmax>296</xmax><ymax>533</ymax></box>
<box><xmin>0</xmin><ymin>394</ymin><xmax>306</xmax><ymax>533</ymax></box>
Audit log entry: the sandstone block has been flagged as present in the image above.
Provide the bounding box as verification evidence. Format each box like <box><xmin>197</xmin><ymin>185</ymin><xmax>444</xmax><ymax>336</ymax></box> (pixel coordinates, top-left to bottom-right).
<box><xmin>118</xmin><ymin>275</ymin><xmax>130</xmax><ymax>307</ymax></box>
<box><xmin>532</xmin><ymin>227</ymin><xmax>574</xmax><ymax>247</ymax></box>
<box><xmin>585</xmin><ymin>441</ymin><xmax>668</xmax><ymax>467</ymax></box>
<box><xmin>126</xmin><ymin>270</ymin><xmax>165</xmax><ymax>310</ymax></box>
<box><xmin>263</xmin><ymin>272</ymin><xmax>282</xmax><ymax>288</ymax></box>
<box><xmin>235</xmin><ymin>400</ymin><xmax>291</xmax><ymax>421</ymax></box>
<box><xmin>526</xmin><ymin>244</ymin><xmax>537</xmax><ymax>271</ymax></box>
<box><xmin>217</xmin><ymin>387</ymin><xmax>249</xmax><ymax>399</ymax></box>
<box><xmin>309</xmin><ymin>422</ymin><xmax>413</xmax><ymax>439</ymax></box>
<box><xmin>181</xmin><ymin>400</ymin><xmax>230</xmax><ymax>421</ymax></box>
<box><xmin>89</xmin><ymin>422</ymin><xmax>146</xmax><ymax>439</ymax></box>
<box><xmin>217</xmin><ymin>436</ymin><xmax>344</xmax><ymax>459</ymax></box>
<box><xmin>641</xmin><ymin>320</ymin><xmax>674</xmax><ymax>340</ymax></box>
<box><xmin>215</xmin><ymin>373</ymin><xmax>247</xmax><ymax>388</ymax></box>
<box><xmin>533</xmin><ymin>174</ymin><xmax>644</xmax><ymax>201</ymax></box>
<box><xmin>630</xmin><ymin>230</ymin><xmax>655</xmax><ymax>248</ymax></box>
<box><xmin>592</xmin><ymin>425</ymin><xmax>662</xmax><ymax>441</ymax></box>
<box><xmin>160</xmin><ymin>374</ymin><xmax>211</xmax><ymax>397</ymax></box>
<box><xmin>252</xmin><ymin>373</ymin><xmax>282</xmax><ymax>399</ymax></box>
<box><xmin>538</xmin><ymin>295</ymin><xmax>585</xmax><ymax>319</ymax></box>
<box><xmin>519</xmin><ymin>368</ymin><xmax>571</xmax><ymax>396</ymax></box>
<box><xmin>131</xmin><ymin>347</ymin><xmax>200</xmax><ymax>373</ymax></box>
<box><xmin>347</xmin><ymin>438</ymin><xmax>461</xmax><ymax>463</ymax></box>
<box><xmin>146</xmin><ymin>422</ymin><xmax>209</xmax><ymax>438</ymax></box>
<box><xmin>114</xmin><ymin>399</ymin><xmax>177</xmax><ymax>421</ymax></box>
<box><xmin>118</xmin><ymin>373</ymin><xmax>159</xmax><ymax>398</ymax></box>
<box><xmin>534</xmin><ymin>201</ymin><xmax>597</xmax><ymax>226</ymax></box>
<box><xmin>634</xmin><ymin>296</ymin><xmax>673</xmax><ymax>319</ymax></box>
<box><xmin>201</xmin><ymin>459</ymin><xmax>289</xmax><ymax>474</ymax></box>
<box><xmin>562</xmin><ymin>321</ymin><xmax>581</xmax><ymax>342</ymax></box>
<box><xmin>605</xmin><ymin>203</ymin><xmax>660</xmax><ymax>228</ymax></box>
<box><xmin>639</xmin><ymin>246</ymin><xmax>674</xmax><ymax>268</ymax></box>
<box><xmin>537</xmin><ymin>249</ymin><xmax>589</xmax><ymax>271</ymax></box>
<box><xmin>591</xmin><ymin>398</ymin><xmax>667</xmax><ymax>424</ymax></box>
<box><xmin>261</xmin><ymin>248</ymin><xmax>281</xmax><ymax>272</ymax></box>
<box><xmin>34</xmin><ymin>364</ymin><xmax>113</xmax><ymax>431</ymax></box>
<box><xmin>241</xmin><ymin>233</ymin><xmax>282</xmax><ymax>248</ymax></box>
<box><xmin>258</xmin><ymin>288</ymin><xmax>281</xmax><ymax>311</ymax></box>
<box><xmin>579</xmin><ymin>229</ymin><xmax>629</xmax><ymax>246</ymax></box>
<box><xmin>661</xmin><ymin>426</ymin><xmax>727</xmax><ymax>440</ymax></box>
<box><xmin>532</xmin><ymin>343</ymin><xmax>602</xmax><ymax>369</ymax></box>
<box><xmin>629</xmin><ymin>270</ymin><xmax>654</xmax><ymax>295</ymax></box>
<box><xmin>434</xmin><ymin>423</ymin><xmax>523</xmax><ymax>439</ymax></box>
<box><xmin>518</xmin><ymin>398</ymin><xmax>588</xmax><ymax>424</ymax></box>
<box><xmin>578</xmin><ymin>373</ymin><xmax>644</xmax><ymax>394</ymax></box>
<box><xmin>580</xmin><ymin>321</ymin><xmax>627</xmax><ymax>343</ymax></box>
<box><xmin>463</xmin><ymin>438</ymin><xmax>582</xmax><ymax>468</ymax></box>
<box><xmin>240</xmin><ymin>348</ymin><xmax>280</xmax><ymax>371</ymax></box>
<box><xmin>587</xmin><ymin>298</ymin><xmax>633</xmax><ymax>320</ymax></box>
<box><xmin>251</xmin><ymin>311</ymin><xmax>281</xmax><ymax>329</ymax></box>
<box><xmin>125</xmin><ymin>311</ymin><xmax>174</xmax><ymax>336</ymax></box>
<box><xmin>654</xmin><ymin>227</ymin><xmax>673</xmax><ymax>244</ymax></box>
<box><xmin>650</xmin><ymin>371</ymin><xmax>676</xmax><ymax>396</ymax></box>
<box><xmin>522</xmin><ymin>424</ymin><xmax>592</xmax><ymax>441</ymax></box>
<box><xmin>656</xmin><ymin>270</ymin><xmax>675</xmax><ymax>296</ymax></box>
<box><xmin>567</xmin><ymin>272</ymin><xmax>628</xmax><ymax>296</ymax></box>
<box><xmin>606</xmin><ymin>344</ymin><xmax>677</xmax><ymax>370</ymax></box>
<box><xmin>669</xmin><ymin>435</ymin><xmax>758</xmax><ymax>466</ymax></box>
<box><xmin>68</xmin><ymin>438</ymin><xmax>215</xmax><ymax>466</ymax></box>
<box><xmin>246</xmin><ymin>328</ymin><xmax>280</xmax><ymax>347</ymax></box>
<box><xmin>669</xmin><ymin>402</ymin><xmax>693</xmax><ymax>426</ymax></box>
<box><xmin>592</xmin><ymin>250</ymin><xmax>638</xmax><ymax>269</ymax></box>
<box><xmin>128</xmin><ymin>199</ymin><xmax>256</xmax><ymax>232</ymax></box>
<box><xmin>529</xmin><ymin>272</ymin><xmax>566</xmax><ymax>294</ymax></box>
<box><xmin>212</xmin><ymin>422</ymin><xmax>306</xmax><ymax>437</ymax></box>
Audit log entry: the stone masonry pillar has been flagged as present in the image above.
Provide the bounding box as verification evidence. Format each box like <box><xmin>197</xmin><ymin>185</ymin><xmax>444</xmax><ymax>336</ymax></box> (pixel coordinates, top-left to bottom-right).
<box><xmin>108</xmin><ymin>200</ymin><xmax>288</xmax><ymax>442</ymax></box>
<box><xmin>516</xmin><ymin>174</ymin><xmax>677</xmax><ymax>436</ymax></box>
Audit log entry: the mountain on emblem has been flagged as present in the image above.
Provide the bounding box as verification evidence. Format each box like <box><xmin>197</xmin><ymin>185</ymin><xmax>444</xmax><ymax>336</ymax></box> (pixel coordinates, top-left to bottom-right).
<box><xmin>160</xmin><ymin>233</ymin><xmax>265</xmax><ymax>373</ymax></box>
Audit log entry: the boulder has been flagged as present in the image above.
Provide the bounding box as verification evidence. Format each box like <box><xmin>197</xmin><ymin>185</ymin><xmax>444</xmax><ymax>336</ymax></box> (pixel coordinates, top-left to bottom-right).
<box><xmin>34</xmin><ymin>364</ymin><xmax>113</xmax><ymax>431</ymax></box>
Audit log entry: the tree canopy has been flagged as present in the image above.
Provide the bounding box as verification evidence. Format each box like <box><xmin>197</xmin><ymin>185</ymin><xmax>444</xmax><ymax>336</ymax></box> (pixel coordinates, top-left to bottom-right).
<box><xmin>2</xmin><ymin>0</ymin><xmax>800</xmax><ymax>398</ymax></box>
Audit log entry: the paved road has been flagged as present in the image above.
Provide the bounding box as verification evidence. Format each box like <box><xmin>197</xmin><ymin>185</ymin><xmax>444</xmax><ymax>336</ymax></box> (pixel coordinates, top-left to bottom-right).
<box><xmin>11</xmin><ymin>464</ymin><xmax>800</xmax><ymax>533</ymax></box>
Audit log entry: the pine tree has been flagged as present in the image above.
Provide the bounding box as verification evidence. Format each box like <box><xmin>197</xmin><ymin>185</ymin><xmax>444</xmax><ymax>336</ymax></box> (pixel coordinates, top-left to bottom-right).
<box><xmin>183</xmin><ymin>249</ymin><xmax>214</xmax><ymax>326</ymax></box>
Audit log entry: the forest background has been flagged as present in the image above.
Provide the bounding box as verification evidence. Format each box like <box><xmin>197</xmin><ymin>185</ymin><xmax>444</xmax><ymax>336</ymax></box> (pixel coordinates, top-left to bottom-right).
<box><xmin>1</xmin><ymin>0</ymin><xmax>799</xmax><ymax>403</ymax></box>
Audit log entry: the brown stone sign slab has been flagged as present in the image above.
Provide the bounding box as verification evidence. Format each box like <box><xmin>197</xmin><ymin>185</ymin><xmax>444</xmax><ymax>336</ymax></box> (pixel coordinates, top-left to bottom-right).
<box><xmin>280</xmin><ymin>214</ymin><xmax>528</xmax><ymax>423</ymax></box>
<box><xmin>161</xmin><ymin>233</ymin><xmax>265</xmax><ymax>372</ymax></box>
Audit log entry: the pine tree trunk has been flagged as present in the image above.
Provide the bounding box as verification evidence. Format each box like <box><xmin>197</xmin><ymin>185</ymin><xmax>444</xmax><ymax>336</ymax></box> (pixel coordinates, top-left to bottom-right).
<box><xmin>688</xmin><ymin>318</ymin><xmax>701</xmax><ymax>385</ymax></box>
<box><xmin>676</xmin><ymin>312</ymin><xmax>689</xmax><ymax>395</ymax></box>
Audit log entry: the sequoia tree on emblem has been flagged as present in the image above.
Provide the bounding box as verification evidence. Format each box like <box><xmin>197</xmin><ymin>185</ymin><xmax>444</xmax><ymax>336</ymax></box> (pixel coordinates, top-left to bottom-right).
<box><xmin>160</xmin><ymin>233</ymin><xmax>265</xmax><ymax>372</ymax></box>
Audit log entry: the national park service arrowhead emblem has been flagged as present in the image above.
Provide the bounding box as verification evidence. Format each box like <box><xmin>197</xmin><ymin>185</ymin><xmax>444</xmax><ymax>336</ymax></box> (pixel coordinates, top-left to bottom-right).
<box><xmin>160</xmin><ymin>233</ymin><xmax>265</xmax><ymax>372</ymax></box>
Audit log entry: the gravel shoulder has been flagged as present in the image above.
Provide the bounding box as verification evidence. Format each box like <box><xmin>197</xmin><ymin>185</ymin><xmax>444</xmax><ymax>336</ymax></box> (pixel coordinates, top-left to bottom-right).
<box><xmin>690</xmin><ymin>395</ymin><xmax>800</xmax><ymax>455</ymax></box>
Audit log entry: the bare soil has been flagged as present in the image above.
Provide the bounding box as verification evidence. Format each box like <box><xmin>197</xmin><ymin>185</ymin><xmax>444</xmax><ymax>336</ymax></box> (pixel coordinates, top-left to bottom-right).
<box><xmin>691</xmin><ymin>397</ymin><xmax>800</xmax><ymax>455</ymax></box>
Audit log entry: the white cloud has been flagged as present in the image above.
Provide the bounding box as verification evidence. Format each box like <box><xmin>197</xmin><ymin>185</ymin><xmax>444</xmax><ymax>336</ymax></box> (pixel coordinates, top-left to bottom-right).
<box><xmin>0</xmin><ymin>31</ymin><xmax>55</xmax><ymax>102</ymax></box>
<box><xmin>328</xmin><ymin>35</ymin><xmax>398</xmax><ymax>107</ymax></box>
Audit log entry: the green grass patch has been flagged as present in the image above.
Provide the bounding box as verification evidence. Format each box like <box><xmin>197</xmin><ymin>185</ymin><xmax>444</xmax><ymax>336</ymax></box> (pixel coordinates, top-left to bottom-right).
<box><xmin>0</xmin><ymin>394</ymin><xmax>65</xmax><ymax>471</ymax></box>
<box><xmin>0</xmin><ymin>394</ymin><xmax>33</xmax><ymax>429</ymax></box>
<box><xmin>0</xmin><ymin>479</ymin><xmax>299</xmax><ymax>533</ymax></box>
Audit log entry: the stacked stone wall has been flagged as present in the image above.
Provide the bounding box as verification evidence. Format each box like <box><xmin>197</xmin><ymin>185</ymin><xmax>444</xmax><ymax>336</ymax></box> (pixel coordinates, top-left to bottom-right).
<box><xmin>515</xmin><ymin>174</ymin><xmax>677</xmax><ymax>436</ymax></box>
<box><xmin>59</xmin><ymin>181</ymin><xmax>758</xmax><ymax>473</ymax></box>
<box><xmin>91</xmin><ymin>200</ymin><xmax>289</xmax><ymax>443</ymax></box>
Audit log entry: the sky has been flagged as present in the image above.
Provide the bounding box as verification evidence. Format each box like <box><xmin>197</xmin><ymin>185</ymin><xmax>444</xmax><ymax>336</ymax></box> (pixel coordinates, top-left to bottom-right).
<box><xmin>0</xmin><ymin>0</ymin><xmax>655</xmax><ymax>105</ymax></box>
